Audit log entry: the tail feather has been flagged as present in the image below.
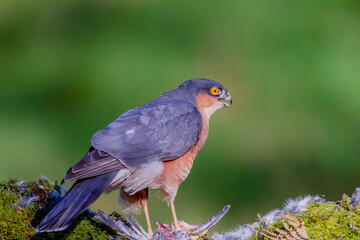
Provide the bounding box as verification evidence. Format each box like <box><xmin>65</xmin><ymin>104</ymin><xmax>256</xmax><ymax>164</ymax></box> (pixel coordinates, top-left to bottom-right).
<box><xmin>36</xmin><ymin>171</ymin><xmax>118</xmax><ymax>232</ymax></box>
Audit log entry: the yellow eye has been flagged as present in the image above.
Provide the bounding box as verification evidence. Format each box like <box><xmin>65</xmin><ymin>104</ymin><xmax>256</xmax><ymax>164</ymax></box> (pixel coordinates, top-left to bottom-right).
<box><xmin>210</xmin><ymin>87</ymin><xmax>220</xmax><ymax>95</ymax></box>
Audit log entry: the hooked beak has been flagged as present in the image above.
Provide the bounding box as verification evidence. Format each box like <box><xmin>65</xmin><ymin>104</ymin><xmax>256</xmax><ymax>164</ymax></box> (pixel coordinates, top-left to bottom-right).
<box><xmin>219</xmin><ymin>91</ymin><xmax>232</xmax><ymax>108</ymax></box>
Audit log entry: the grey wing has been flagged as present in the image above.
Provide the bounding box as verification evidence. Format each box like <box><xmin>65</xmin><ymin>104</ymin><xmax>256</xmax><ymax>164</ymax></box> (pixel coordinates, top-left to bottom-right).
<box><xmin>63</xmin><ymin>147</ymin><xmax>125</xmax><ymax>183</ymax></box>
<box><xmin>91</xmin><ymin>101</ymin><xmax>203</xmax><ymax>168</ymax></box>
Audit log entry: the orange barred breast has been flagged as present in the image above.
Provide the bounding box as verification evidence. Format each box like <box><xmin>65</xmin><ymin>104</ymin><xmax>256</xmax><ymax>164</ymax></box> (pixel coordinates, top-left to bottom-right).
<box><xmin>161</xmin><ymin>94</ymin><xmax>219</xmax><ymax>203</ymax></box>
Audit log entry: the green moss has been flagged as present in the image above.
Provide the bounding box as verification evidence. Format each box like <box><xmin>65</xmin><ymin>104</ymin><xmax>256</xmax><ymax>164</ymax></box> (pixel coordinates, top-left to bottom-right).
<box><xmin>0</xmin><ymin>178</ymin><xmax>116</xmax><ymax>240</ymax></box>
<box><xmin>0</xmin><ymin>189</ymin><xmax>36</xmax><ymax>239</ymax></box>
<box><xmin>302</xmin><ymin>200</ymin><xmax>360</xmax><ymax>239</ymax></box>
<box><xmin>253</xmin><ymin>194</ymin><xmax>360</xmax><ymax>239</ymax></box>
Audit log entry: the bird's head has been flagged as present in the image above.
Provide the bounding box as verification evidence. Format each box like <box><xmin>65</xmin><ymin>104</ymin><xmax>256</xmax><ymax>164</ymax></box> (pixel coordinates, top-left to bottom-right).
<box><xmin>179</xmin><ymin>78</ymin><xmax>232</xmax><ymax>117</ymax></box>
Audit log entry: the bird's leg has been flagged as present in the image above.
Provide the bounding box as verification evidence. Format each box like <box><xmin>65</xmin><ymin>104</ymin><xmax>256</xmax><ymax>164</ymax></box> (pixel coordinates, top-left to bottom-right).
<box><xmin>139</xmin><ymin>189</ymin><xmax>153</xmax><ymax>236</ymax></box>
<box><xmin>170</xmin><ymin>202</ymin><xmax>181</xmax><ymax>231</ymax></box>
<box><xmin>141</xmin><ymin>200</ymin><xmax>153</xmax><ymax>236</ymax></box>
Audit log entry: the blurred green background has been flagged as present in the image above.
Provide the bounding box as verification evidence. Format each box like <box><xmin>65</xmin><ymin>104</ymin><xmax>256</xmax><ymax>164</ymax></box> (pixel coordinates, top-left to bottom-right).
<box><xmin>1</xmin><ymin>0</ymin><xmax>360</xmax><ymax>233</ymax></box>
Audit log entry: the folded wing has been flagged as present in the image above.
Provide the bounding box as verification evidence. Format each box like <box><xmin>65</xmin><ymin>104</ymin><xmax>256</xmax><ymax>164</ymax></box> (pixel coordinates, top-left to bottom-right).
<box><xmin>91</xmin><ymin>101</ymin><xmax>202</xmax><ymax>168</ymax></box>
<box><xmin>63</xmin><ymin>147</ymin><xmax>124</xmax><ymax>182</ymax></box>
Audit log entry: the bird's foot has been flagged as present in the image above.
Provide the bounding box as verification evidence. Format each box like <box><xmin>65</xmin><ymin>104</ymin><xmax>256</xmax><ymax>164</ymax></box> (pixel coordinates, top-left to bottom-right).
<box><xmin>177</xmin><ymin>221</ymin><xmax>197</xmax><ymax>232</ymax></box>
<box><xmin>155</xmin><ymin>220</ymin><xmax>197</xmax><ymax>235</ymax></box>
<box><xmin>174</xmin><ymin>221</ymin><xmax>184</xmax><ymax>232</ymax></box>
<box><xmin>153</xmin><ymin>205</ymin><xmax>230</xmax><ymax>239</ymax></box>
<box><xmin>148</xmin><ymin>227</ymin><xmax>154</xmax><ymax>237</ymax></box>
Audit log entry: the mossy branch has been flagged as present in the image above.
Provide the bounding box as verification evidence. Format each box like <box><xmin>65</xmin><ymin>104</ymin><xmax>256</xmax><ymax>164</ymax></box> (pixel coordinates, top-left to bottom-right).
<box><xmin>1</xmin><ymin>178</ymin><xmax>360</xmax><ymax>240</ymax></box>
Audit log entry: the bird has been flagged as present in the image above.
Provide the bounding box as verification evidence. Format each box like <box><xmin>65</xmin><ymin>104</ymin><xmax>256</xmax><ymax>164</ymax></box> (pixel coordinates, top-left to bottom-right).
<box><xmin>36</xmin><ymin>78</ymin><xmax>232</xmax><ymax>236</ymax></box>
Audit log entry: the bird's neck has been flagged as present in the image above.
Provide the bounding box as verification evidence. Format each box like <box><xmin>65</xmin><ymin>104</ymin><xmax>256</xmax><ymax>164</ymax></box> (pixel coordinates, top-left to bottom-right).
<box><xmin>195</xmin><ymin>94</ymin><xmax>224</xmax><ymax>120</ymax></box>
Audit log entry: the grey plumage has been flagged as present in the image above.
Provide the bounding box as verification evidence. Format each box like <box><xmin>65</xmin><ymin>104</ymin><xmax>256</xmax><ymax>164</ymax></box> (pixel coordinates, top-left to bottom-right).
<box><xmin>95</xmin><ymin>210</ymin><xmax>150</xmax><ymax>240</ymax></box>
<box><xmin>351</xmin><ymin>187</ymin><xmax>360</xmax><ymax>207</ymax></box>
<box><xmin>261</xmin><ymin>209</ymin><xmax>283</xmax><ymax>225</ymax></box>
<box><xmin>61</xmin><ymin>85</ymin><xmax>206</xmax><ymax>184</ymax></box>
<box><xmin>212</xmin><ymin>224</ymin><xmax>257</xmax><ymax>240</ymax></box>
<box><xmin>282</xmin><ymin>195</ymin><xmax>317</xmax><ymax>214</ymax></box>
<box><xmin>92</xmin><ymin>101</ymin><xmax>202</xmax><ymax>168</ymax></box>
<box><xmin>18</xmin><ymin>195</ymin><xmax>40</xmax><ymax>208</ymax></box>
